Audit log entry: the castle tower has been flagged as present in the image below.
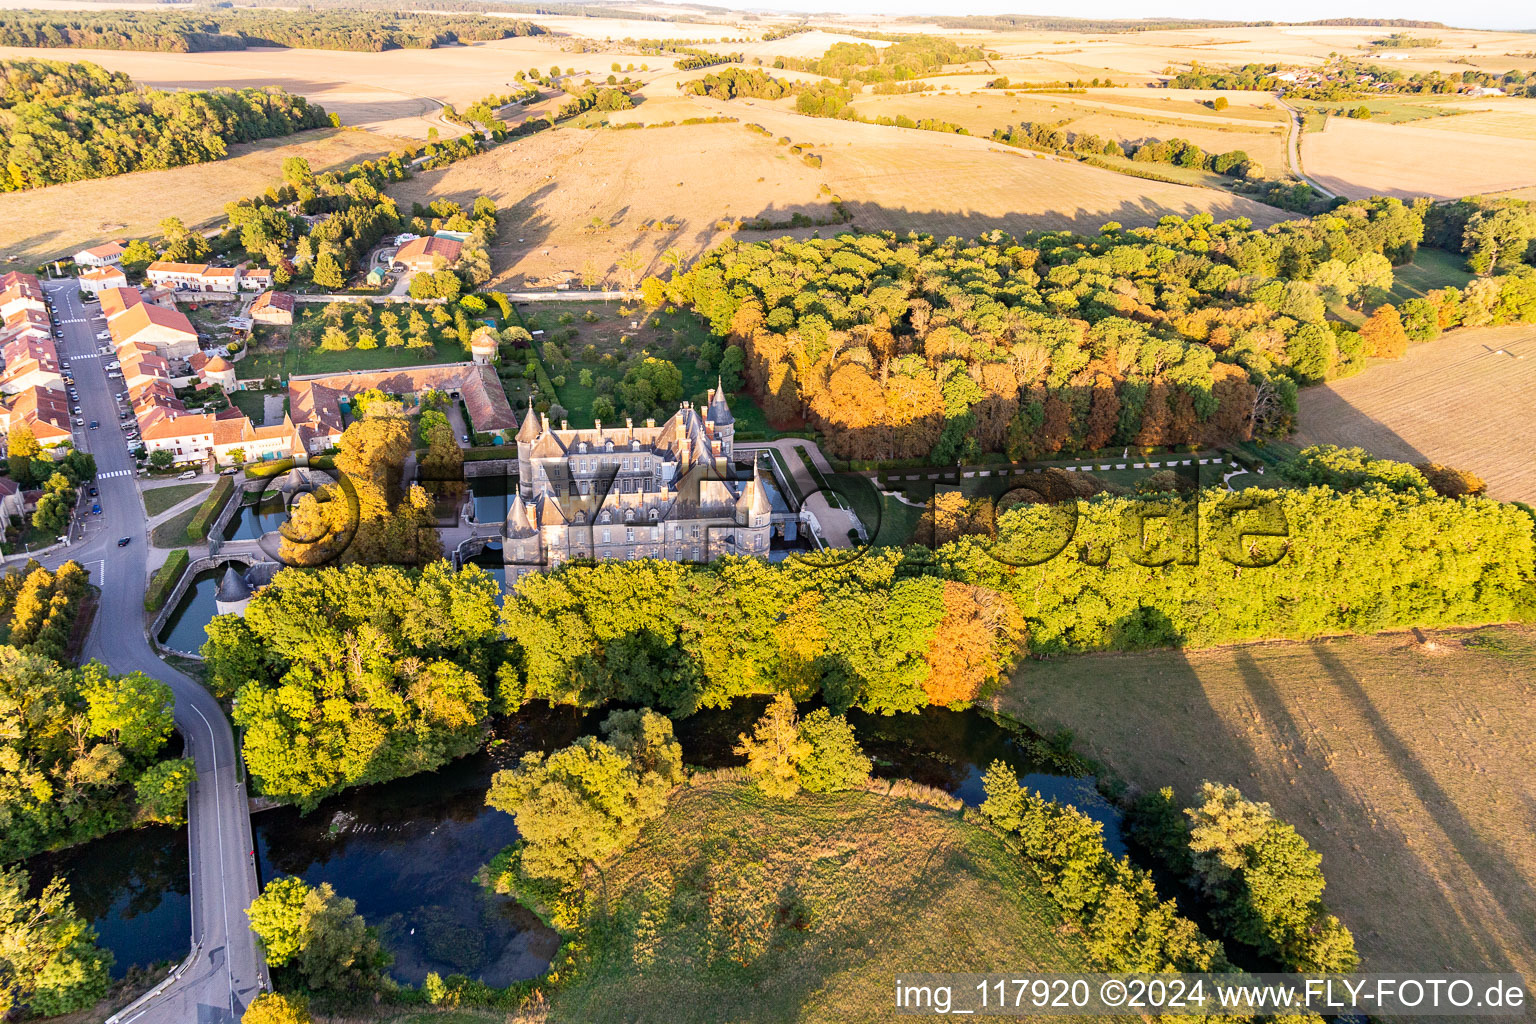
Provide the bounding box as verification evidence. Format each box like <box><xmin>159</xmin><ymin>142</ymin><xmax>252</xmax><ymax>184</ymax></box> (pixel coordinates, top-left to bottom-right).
<box><xmin>515</xmin><ymin>405</ymin><xmax>540</xmax><ymax>499</ymax></box>
<box><xmin>501</xmin><ymin>492</ymin><xmax>543</xmax><ymax>575</ymax></box>
<box><xmin>706</xmin><ymin>375</ymin><xmax>735</xmax><ymax>458</ymax></box>
<box><xmin>735</xmin><ymin>461</ymin><xmax>772</xmax><ymax>528</ymax></box>
<box><xmin>214</xmin><ymin>564</ymin><xmax>252</xmax><ymax>616</ymax></box>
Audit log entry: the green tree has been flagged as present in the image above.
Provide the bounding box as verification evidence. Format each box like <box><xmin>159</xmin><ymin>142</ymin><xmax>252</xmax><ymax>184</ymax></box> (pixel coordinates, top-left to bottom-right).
<box><xmin>247</xmin><ymin>877</ymin><xmax>386</xmax><ymax>991</ymax></box>
<box><xmin>134</xmin><ymin>758</ymin><xmax>194</xmax><ymax>823</ymax></box>
<box><xmin>1185</xmin><ymin>782</ymin><xmax>1358</xmax><ymax>972</ymax></box>
<box><xmin>120</xmin><ymin>238</ymin><xmax>157</xmax><ymax>273</ymax></box>
<box><xmin>6</xmin><ymin>421</ymin><xmax>40</xmax><ymax>482</ymax></box>
<box><xmin>618</xmin><ymin>357</ymin><xmax>683</xmax><ymax>415</ymax></box>
<box><xmin>148</xmin><ymin>449</ymin><xmax>174</xmax><ymax>469</ymax></box>
<box><xmin>0</xmin><ymin>868</ymin><xmax>112</xmax><ymax>1018</ymax></box>
<box><xmin>311</xmin><ymin>249</ymin><xmax>346</xmax><ymax>290</ymax></box>
<box><xmin>485</xmin><ymin>708</ymin><xmax>682</xmax><ymax>884</ymax></box>
<box><xmin>795</xmin><ymin>708</ymin><xmax>871</xmax><ymax>793</ymax></box>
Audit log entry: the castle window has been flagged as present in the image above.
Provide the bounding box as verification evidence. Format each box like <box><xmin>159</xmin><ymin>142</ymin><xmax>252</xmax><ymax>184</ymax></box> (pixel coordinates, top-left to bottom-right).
<box><xmin>602</xmin><ymin>529</ymin><xmax>610</xmax><ymax>544</ymax></box>
<box><xmin>578</xmin><ymin>442</ymin><xmax>587</xmax><ymax>454</ymax></box>
<box><xmin>624</xmin><ymin>508</ymin><xmax>635</xmax><ymax>523</ymax></box>
<box><xmin>605</xmin><ymin>440</ymin><xmax>613</xmax><ymax>452</ymax></box>
<box><xmin>626</xmin><ymin>527</ymin><xmax>634</xmax><ymax>542</ymax></box>
<box><xmin>649</xmin><ymin>508</ymin><xmax>658</xmax><ymax>522</ymax></box>
<box><xmin>631</xmin><ymin>440</ymin><xmax>640</xmax><ymax>450</ymax></box>
<box><xmin>600</xmin><ymin>510</ymin><xmax>611</xmax><ymax>524</ymax></box>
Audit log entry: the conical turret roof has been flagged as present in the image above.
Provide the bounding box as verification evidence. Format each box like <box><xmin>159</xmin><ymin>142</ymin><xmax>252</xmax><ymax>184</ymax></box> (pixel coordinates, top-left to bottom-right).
<box><xmin>516</xmin><ymin>404</ymin><xmax>541</xmax><ymax>443</ymax></box>
<box><xmin>707</xmin><ymin>375</ymin><xmax>734</xmax><ymax>425</ymax></box>
<box><xmin>215</xmin><ymin>565</ymin><xmax>251</xmax><ymax>603</ymax></box>
<box><xmin>736</xmin><ymin>461</ymin><xmax>771</xmax><ymax>518</ymax></box>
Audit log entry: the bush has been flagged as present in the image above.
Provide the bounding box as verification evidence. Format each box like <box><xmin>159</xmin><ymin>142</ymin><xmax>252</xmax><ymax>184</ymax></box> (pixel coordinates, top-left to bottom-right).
<box><xmin>185</xmin><ymin>475</ymin><xmax>235</xmax><ymax>540</ymax></box>
<box><xmin>145</xmin><ymin>549</ymin><xmax>190</xmax><ymax>612</ymax></box>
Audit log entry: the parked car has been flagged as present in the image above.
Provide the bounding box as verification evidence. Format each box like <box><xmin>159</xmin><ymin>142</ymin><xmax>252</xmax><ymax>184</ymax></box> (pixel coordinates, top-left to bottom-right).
<box><xmin>74</xmin><ymin>418</ymin><xmax>84</xmax><ymax>426</ymax></box>
<box><xmin>88</xmin><ymin>487</ymin><xmax>97</xmax><ymax>497</ymax></box>
<box><xmin>176</xmin><ymin>470</ymin><xmax>197</xmax><ymax>480</ymax></box>
<box><xmin>89</xmin><ymin>421</ymin><xmax>98</xmax><ymax>429</ymax></box>
<box><xmin>90</xmin><ymin>504</ymin><xmax>101</xmax><ymax>515</ymax></box>
<box><xmin>117</xmin><ymin>537</ymin><xmax>131</xmax><ymax>547</ymax></box>
<box><xmin>71</xmin><ymin>406</ymin><xmax>80</xmax><ymax>414</ymax></box>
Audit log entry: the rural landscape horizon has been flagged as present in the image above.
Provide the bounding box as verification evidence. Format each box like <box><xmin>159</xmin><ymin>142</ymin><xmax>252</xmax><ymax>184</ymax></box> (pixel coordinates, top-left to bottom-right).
<box><xmin>0</xmin><ymin>0</ymin><xmax>1533</xmax><ymax>1022</ymax></box>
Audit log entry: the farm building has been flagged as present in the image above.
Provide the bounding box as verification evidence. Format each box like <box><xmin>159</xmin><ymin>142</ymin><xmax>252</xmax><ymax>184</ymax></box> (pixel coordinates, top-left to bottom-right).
<box><xmin>250</xmin><ymin>291</ymin><xmax>295</xmax><ymax>326</ymax></box>
<box><xmin>394</xmin><ymin>236</ymin><xmax>462</xmax><ymax>272</ymax></box>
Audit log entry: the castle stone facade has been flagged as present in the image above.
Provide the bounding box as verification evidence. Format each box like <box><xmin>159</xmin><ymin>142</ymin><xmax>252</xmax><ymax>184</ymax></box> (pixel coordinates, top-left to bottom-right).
<box><xmin>504</xmin><ymin>380</ymin><xmax>772</xmax><ymax>578</ymax></box>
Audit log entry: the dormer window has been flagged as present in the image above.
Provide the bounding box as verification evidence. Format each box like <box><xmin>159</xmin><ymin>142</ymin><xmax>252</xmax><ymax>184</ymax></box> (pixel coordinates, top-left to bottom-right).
<box><xmin>605</xmin><ymin>440</ymin><xmax>614</xmax><ymax>452</ymax></box>
<box><xmin>631</xmin><ymin>440</ymin><xmax>640</xmax><ymax>450</ymax></box>
<box><xmin>624</xmin><ymin>508</ymin><xmax>635</xmax><ymax>523</ymax></box>
<box><xmin>649</xmin><ymin>508</ymin><xmax>658</xmax><ymax>521</ymax></box>
<box><xmin>578</xmin><ymin>442</ymin><xmax>587</xmax><ymax>454</ymax></box>
<box><xmin>600</xmin><ymin>510</ymin><xmax>611</xmax><ymax>524</ymax></box>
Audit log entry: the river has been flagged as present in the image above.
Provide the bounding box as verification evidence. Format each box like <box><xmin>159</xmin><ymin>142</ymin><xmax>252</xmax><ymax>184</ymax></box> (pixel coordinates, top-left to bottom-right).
<box><xmin>35</xmin><ymin>699</ymin><xmax>1121</xmax><ymax>986</ymax></box>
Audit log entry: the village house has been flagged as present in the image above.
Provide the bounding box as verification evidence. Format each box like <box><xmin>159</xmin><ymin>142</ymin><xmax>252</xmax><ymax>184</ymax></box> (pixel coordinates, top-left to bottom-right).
<box><xmin>79</xmin><ymin>266</ymin><xmax>128</xmax><ymax>296</ymax></box>
<box><xmin>0</xmin><ymin>476</ymin><xmax>23</xmax><ymax>520</ymax></box>
<box><xmin>146</xmin><ymin>261</ymin><xmax>239</xmax><ymax>294</ymax></box>
<box><xmin>240</xmin><ymin>267</ymin><xmax>273</xmax><ymax>292</ymax></box>
<box><xmin>249</xmin><ymin>291</ymin><xmax>295</xmax><ymax>326</ymax></box>
<box><xmin>0</xmin><ymin>272</ymin><xmax>46</xmax><ymax>322</ymax></box>
<box><xmin>394</xmin><ymin>236</ymin><xmax>462</xmax><ymax>273</ymax></box>
<box><xmin>0</xmin><ymin>337</ymin><xmax>63</xmax><ymax>395</ymax></box>
<box><xmin>106</xmin><ymin>290</ymin><xmax>200</xmax><ymax>359</ymax></box>
<box><xmin>0</xmin><ymin>309</ymin><xmax>51</xmax><ymax>347</ymax></box>
<box><xmin>287</xmin><ymin>363</ymin><xmax>516</xmax><ymax>453</ymax></box>
<box><xmin>138</xmin><ymin>407</ymin><xmax>299</xmax><ymax>466</ymax></box>
<box><xmin>0</xmin><ymin>385</ymin><xmax>72</xmax><ymax>448</ymax></box>
<box><xmin>73</xmin><ymin>240</ymin><xmax>127</xmax><ymax>268</ymax></box>
<box><xmin>189</xmin><ymin>351</ymin><xmax>238</xmax><ymax>389</ymax></box>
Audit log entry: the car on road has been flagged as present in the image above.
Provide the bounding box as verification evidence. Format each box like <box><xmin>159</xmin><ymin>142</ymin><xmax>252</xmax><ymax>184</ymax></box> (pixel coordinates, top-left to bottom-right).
<box><xmin>117</xmin><ymin>537</ymin><xmax>131</xmax><ymax>547</ymax></box>
<box><xmin>88</xmin><ymin>487</ymin><xmax>97</xmax><ymax>496</ymax></box>
<box><xmin>71</xmin><ymin>406</ymin><xmax>81</xmax><ymax>414</ymax></box>
<box><xmin>74</xmin><ymin>418</ymin><xmax>84</xmax><ymax>426</ymax></box>
<box><xmin>90</xmin><ymin>504</ymin><xmax>101</xmax><ymax>515</ymax></box>
<box><xmin>177</xmin><ymin>470</ymin><xmax>197</xmax><ymax>480</ymax></box>
<box><xmin>89</xmin><ymin>421</ymin><xmax>97</xmax><ymax>429</ymax></box>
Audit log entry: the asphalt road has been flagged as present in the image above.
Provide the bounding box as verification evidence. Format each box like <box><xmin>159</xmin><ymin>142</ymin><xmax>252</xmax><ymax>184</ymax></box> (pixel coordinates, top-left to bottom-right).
<box><xmin>29</xmin><ymin>280</ymin><xmax>266</xmax><ymax>1024</ymax></box>
<box><xmin>1278</xmin><ymin>96</ymin><xmax>1339</xmax><ymax>201</ymax></box>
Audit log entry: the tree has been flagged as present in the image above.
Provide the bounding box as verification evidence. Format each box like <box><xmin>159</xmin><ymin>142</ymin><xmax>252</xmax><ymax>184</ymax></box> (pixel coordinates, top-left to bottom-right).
<box><xmin>7</xmin><ymin>421</ymin><xmax>39</xmax><ymax>482</ymax></box>
<box><xmin>795</xmin><ymin>708</ymin><xmax>871</xmax><ymax>793</ymax></box>
<box><xmin>616</xmin><ymin>251</ymin><xmax>645</xmax><ymax>291</ymax></box>
<box><xmin>134</xmin><ymin>758</ymin><xmax>195</xmax><ymax>823</ymax></box>
<box><xmin>120</xmin><ymin>238</ymin><xmax>157</xmax><ymax>274</ymax></box>
<box><xmin>735</xmin><ymin>693</ymin><xmax>811</xmax><ymax>799</ymax></box>
<box><xmin>0</xmin><ymin>868</ymin><xmax>112</xmax><ymax>1018</ymax></box>
<box><xmin>158</xmin><ymin>216</ymin><xmax>208</xmax><ymax>262</ymax></box>
<box><xmin>618</xmin><ymin>357</ymin><xmax>683</xmax><ymax>415</ymax></box>
<box><xmin>486</xmin><ymin>708</ymin><xmax>683</xmax><ymax>884</ymax></box>
<box><xmin>148</xmin><ymin>449</ymin><xmax>174</xmax><ymax>469</ymax></box>
<box><xmin>246</xmin><ymin>877</ymin><xmax>386</xmax><ymax>991</ymax></box>
<box><xmin>1185</xmin><ymin>782</ymin><xmax>1358</xmax><ymax>972</ymax></box>
<box><xmin>311</xmin><ymin>249</ymin><xmax>346</xmax><ymax>290</ymax></box>
<box><xmin>1357</xmin><ymin>303</ymin><xmax>1407</xmax><ymax>359</ymax></box>
<box><xmin>243</xmin><ymin>993</ymin><xmax>312</xmax><ymax>1024</ymax></box>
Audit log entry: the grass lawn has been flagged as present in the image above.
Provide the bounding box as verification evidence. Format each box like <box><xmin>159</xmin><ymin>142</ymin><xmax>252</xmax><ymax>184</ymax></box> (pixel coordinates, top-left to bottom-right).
<box><xmin>150</xmin><ymin>504</ymin><xmax>202</xmax><ymax>548</ymax></box>
<box><xmin>142</xmin><ymin>483</ymin><xmax>209</xmax><ymax>517</ymax></box>
<box><xmin>836</xmin><ymin>472</ymin><xmax>924</xmax><ymax>547</ymax></box>
<box><xmin>522</xmin><ymin>301</ymin><xmax>774</xmax><ymax>435</ymax></box>
<box><xmin>288</xmin><ymin>339</ymin><xmax>471</xmax><ymax>376</ymax></box>
<box><xmin>1302</xmin><ymin>97</ymin><xmax>1468</xmax><ymax>125</ymax></box>
<box><xmin>1386</xmin><ymin>246</ymin><xmax>1474</xmax><ymax>304</ymax></box>
<box><xmin>539</xmin><ymin>778</ymin><xmax>1092</xmax><ymax>1023</ymax></box>
<box><xmin>994</xmin><ymin>623</ymin><xmax>1536</xmax><ymax>982</ymax></box>
<box><xmin>229</xmin><ymin>390</ymin><xmax>269</xmax><ymax>424</ymax></box>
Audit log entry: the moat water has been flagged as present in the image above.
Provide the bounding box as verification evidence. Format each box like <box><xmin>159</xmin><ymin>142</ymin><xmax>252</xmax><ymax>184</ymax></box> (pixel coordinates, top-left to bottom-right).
<box><xmin>37</xmin><ymin>700</ymin><xmax>1122</xmax><ymax>986</ymax></box>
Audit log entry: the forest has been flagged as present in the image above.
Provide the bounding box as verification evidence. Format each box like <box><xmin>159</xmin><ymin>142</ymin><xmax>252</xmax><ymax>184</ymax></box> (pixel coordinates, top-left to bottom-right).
<box><xmin>0</xmin><ymin>58</ymin><xmax>330</xmax><ymax>191</ymax></box>
<box><xmin>0</xmin><ymin>9</ymin><xmax>542</xmax><ymax>52</ymax></box>
<box><xmin>652</xmin><ymin>199</ymin><xmax>1536</xmax><ymax>462</ymax></box>
<box><xmin>772</xmin><ymin>35</ymin><xmax>985</xmax><ymax>83</ymax></box>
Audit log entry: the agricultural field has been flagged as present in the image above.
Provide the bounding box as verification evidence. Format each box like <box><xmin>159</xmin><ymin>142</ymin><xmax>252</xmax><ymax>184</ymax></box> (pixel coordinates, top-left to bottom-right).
<box><xmin>0</xmin><ymin>127</ymin><xmax>405</xmax><ymax>265</ymax></box>
<box><xmin>1306</xmin><ymin>117</ymin><xmax>1536</xmax><ymax>201</ymax></box>
<box><xmin>393</xmin><ymin>103</ymin><xmax>1288</xmax><ymax>291</ymax></box>
<box><xmin>847</xmin><ymin>90</ymin><xmax>1289</xmax><ymax>173</ymax></box>
<box><xmin>1292</xmin><ymin>324</ymin><xmax>1536</xmax><ymax>503</ymax></box>
<box><xmin>544</xmin><ymin>777</ymin><xmax>1095</xmax><ymax>1023</ymax></box>
<box><xmin>1412</xmin><ymin>102</ymin><xmax>1536</xmax><ymax>139</ymax></box>
<box><xmin>997</xmin><ymin>623</ymin><xmax>1536</xmax><ymax>983</ymax></box>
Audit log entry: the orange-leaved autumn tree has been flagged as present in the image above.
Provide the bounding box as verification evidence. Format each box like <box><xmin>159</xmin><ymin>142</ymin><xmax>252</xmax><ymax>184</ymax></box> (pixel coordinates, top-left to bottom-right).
<box><xmin>1357</xmin><ymin>303</ymin><xmax>1408</xmax><ymax>359</ymax></box>
<box><xmin>921</xmin><ymin>582</ymin><xmax>1026</xmax><ymax>706</ymax></box>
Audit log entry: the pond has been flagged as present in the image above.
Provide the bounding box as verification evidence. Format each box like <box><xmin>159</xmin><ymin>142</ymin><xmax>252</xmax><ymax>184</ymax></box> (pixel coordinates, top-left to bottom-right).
<box><xmin>156</xmin><ymin>568</ymin><xmax>220</xmax><ymax>653</ymax></box>
<box><xmin>24</xmin><ymin>824</ymin><xmax>190</xmax><ymax>979</ymax></box>
<box><xmin>221</xmin><ymin>495</ymin><xmax>288</xmax><ymax>541</ymax></box>
<box><xmin>57</xmin><ymin>701</ymin><xmax>1122</xmax><ymax>989</ymax></box>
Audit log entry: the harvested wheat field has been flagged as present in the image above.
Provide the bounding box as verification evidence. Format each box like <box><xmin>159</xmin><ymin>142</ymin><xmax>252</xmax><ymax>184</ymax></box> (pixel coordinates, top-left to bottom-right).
<box><xmin>997</xmin><ymin>623</ymin><xmax>1536</xmax><ymax>980</ymax></box>
<box><xmin>1412</xmin><ymin>102</ymin><xmax>1536</xmax><ymax>140</ymax></box>
<box><xmin>1293</xmin><ymin>325</ymin><xmax>1536</xmax><ymax>503</ymax></box>
<box><xmin>395</xmin><ymin>111</ymin><xmax>1290</xmax><ymax>288</ymax></box>
<box><xmin>1306</xmin><ymin>117</ymin><xmax>1536</xmax><ymax>201</ymax></box>
<box><xmin>0</xmin><ymin>128</ymin><xmax>407</xmax><ymax>263</ymax></box>
<box><xmin>848</xmin><ymin>91</ymin><xmax>1288</xmax><ymax>171</ymax></box>
<box><xmin>387</xmin><ymin>121</ymin><xmax>838</xmax><ymax>288</ymax></box>
<box><xmin>0</xmin><ymin>37</ymin><xmax>620</xmax><ymax>139</ymax></box>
